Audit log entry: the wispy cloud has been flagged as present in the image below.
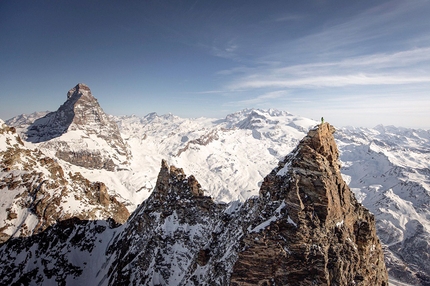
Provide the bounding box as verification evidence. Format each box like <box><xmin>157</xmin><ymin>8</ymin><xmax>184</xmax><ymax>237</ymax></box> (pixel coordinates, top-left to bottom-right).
<box><xmin>230</xmin><ymin>72</ymin><xmax>430</xmax><ymax>89</ymax></box>
<box><xmin>284</xmin><ymin>1</ymin><xmax>428</xmax><ymax>57</ymax></box>
<box><xmin>227</xmin><ymin>90</ymin><xmax>288</xmax><ymax>106</ymax></box>
<box><xmin>185</xmin><ymin>90</ymin><xmax>225</xmax><ymax>95</ymax></box>
<box><xmin>226</xmin><ymin>44</ymin><xmax>430</xmax><ymax>90</ymax></box>
<box><xmin>272</xmin><ymin>47</ymin><xmax>430</xmax><ymax>75</ymax></box>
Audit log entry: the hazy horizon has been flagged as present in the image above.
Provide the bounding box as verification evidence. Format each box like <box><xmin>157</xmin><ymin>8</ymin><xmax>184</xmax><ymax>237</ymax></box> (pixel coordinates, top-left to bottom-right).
<box><xmin>1</xmin><ymin>1</ymin><xmax>430</xmax><ymax>129</ymax></box>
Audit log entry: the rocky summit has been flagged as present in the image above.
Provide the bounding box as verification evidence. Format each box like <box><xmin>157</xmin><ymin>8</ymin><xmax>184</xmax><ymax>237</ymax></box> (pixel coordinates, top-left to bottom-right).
<box><xmin>231</xmin><ymin>123</ymin><xmax>388</xmax><ymax>285</ymax></box>
<box><xmin>24</xmin><ymin>83</ymin><xmax>130</xmax><ymax>170</ymax></box>
<box><xmin>0</xmin><ymin>121</ymin><xmax>388</xmax><ymax>285</ymax></box>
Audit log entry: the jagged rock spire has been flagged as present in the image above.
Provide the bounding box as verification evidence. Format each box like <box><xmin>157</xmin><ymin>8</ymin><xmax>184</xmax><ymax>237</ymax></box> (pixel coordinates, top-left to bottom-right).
<box><xmin>231</xmin><ymin>123</ymin><xmax>388</xmax><ymax>285</ymax></box>
<box><xmin>149</xmin><ymin>159</ymin><xmax>207</xmax><ymax>203</ymax></box>
<box><xmin>67</xmin><ymin>83</ymin><xmax>91</xmax><ymax>99</ymax></box>
<box><xmin>27</xmin><ymin>83</ymin><xmax>113</xmax><ymax>139</ymax></box>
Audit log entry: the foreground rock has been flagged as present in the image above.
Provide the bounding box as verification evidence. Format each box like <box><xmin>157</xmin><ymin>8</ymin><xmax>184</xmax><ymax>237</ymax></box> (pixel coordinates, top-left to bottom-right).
<box><xmin>231</xmin><ymin>123</ymin><xmax>388</xmax><ymax>285</ymax></box>
<box><xmin>107</xmin><ymin>123</ymin><xmax>388</xmax><ymax>285</ymax></box>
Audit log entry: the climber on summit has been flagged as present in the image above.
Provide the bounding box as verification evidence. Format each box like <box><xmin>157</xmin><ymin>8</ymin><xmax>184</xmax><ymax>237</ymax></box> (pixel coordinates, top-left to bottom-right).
<box><xmin>321</xmin><ymin>117</ymin><xmax>324</xmax><ymax>124</ymax></box>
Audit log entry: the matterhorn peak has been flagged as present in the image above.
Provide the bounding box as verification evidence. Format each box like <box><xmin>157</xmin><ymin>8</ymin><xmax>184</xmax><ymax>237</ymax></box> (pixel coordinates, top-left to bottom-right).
<box><xmin>24</xmin><ymin>83</ymin><xmax>130</xmax><ymax>170</ymax></box>
<box><xmin>25</xmin><ymin>83</ymin><xmax>104</xmax><ymax>142</ymax></box>
<box><xmin>67</xmin><ymin>83</ymin><xmax>91</xmax><ymax>99</ymax></box>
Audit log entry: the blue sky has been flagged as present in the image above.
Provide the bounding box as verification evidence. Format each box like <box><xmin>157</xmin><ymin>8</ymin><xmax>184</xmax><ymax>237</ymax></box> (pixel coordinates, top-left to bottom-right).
<box><xmin>1</xmin><ymin>0</ymin><xmax>430</xmax><ymax>128</ymax></box>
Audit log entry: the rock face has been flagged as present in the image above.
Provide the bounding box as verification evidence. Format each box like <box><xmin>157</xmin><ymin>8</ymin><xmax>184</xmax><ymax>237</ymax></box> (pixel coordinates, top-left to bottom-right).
<box><xmin>231</xmin><ymin>123</ymin><xmax>388</xmax><ymax>285</ymax></box>
<box><xmin>0</xmin><ymin>122</ymin><xmax>388</xmax><ymax>285</ymax></box>
<box><xmin>24</xmin><ymin>83</ymin><xmax>130</xmax><ymax>170</ymax></box>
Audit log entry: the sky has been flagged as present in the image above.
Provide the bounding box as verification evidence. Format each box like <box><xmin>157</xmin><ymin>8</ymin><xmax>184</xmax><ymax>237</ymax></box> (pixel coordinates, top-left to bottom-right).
<box><xmin>1</xmin><ymin>0</ymin><xmax>430</xmax><ymax>128</ymax></box>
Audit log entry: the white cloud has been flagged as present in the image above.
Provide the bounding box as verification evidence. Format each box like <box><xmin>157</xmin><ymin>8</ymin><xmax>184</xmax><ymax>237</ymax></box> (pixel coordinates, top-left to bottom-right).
<box><xmin>226</xmin><ymin>44</ymin><xmax>430</xmax><ymax>90</ymax></box>
<box><xmin>186</xmin><ymin>90</ymin><xmax>224</xmax><ymax>95</ymax></box>
<box><xmin>231</xmin><ymin>73</ymin><xmax>430</xmax><ymax>89</ymax></box>
<box><xmin>227</xmin><ymin>90</ymin><xmax>288</xmax><ymax>106</ymax></box>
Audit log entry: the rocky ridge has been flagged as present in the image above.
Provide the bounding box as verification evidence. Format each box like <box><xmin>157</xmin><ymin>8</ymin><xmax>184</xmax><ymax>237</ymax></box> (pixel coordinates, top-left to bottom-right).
<box><xmin>231</xmin><ymin>123</ymin><xmax>387</xmax><ymax>285</ymax></box>
<box><xmin>107</xmin><ymin>123</ymin><xmax>387</xmax><ymax>285</ymax></box>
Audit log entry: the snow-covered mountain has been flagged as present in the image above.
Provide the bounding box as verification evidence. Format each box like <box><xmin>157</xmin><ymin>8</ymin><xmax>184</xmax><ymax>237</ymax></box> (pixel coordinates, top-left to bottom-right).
<box><xmin>1</xmin><ymin>83</ymin><xmax>429</xmax><ymax>284</ymax></box>
<box><xmin>0</xmin><ymin>122</ymin><xmax>388</xmax><ymax>285</ymax></box>
<box><xmin>20</xmin><ymin>83</ymin><xmax>130</xmax><ymax>171</ymax></box>
<box><xmin>108</xmin><ymin>108</ymin><xmax>316</xmax><ymax>204</ymax></box>
<box><xmin>336</xmin><ymin>126</ymin><xmax>430</xmax><ymax>284</ymax></box>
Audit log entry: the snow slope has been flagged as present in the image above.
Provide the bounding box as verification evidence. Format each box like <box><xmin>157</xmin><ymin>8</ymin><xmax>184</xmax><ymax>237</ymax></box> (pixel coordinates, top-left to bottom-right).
<box><xmin>336</xmin><ymin>126</ymin><xmax>430</xmax><ymax>283</ymax></box>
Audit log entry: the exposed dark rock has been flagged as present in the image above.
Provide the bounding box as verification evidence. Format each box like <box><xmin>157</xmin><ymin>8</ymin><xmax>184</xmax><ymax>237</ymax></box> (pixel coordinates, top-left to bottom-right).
<box><xmin>55</xmin><ymin>150</ymin><xmax>116</xmax><ymax>171</ymax></box>
<box><xmin>231</xmin><ymin>123</ymin><xmax>388</xmax><ymax>285</ymax></box>
<box><xmin>105</xmin><ymin>159</ymin><xmax>219</xmax><ymax>285</ymax></box>
<box><xmin>0</xmin><ymin>218</ymin><xmax>117</xmax><ymax>286</ymax></box>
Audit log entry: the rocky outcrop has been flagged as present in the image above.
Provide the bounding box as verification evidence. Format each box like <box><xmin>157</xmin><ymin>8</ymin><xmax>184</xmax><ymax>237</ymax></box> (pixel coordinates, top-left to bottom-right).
<box><xmin>231</xmin><ymin>123</ymin><xmax>388</xmax><ymax>285</ymax></box>
<box><xmin>0</xmin><ymin>121</ymin><xmax>129</xmax><ymax>243</ymax></box>
<box><xmin>176</xmin><ymin>129</ymin><xmax>220</xmax><ymax>156</ymax></box>
<box><xmin>55</xmin><ymin>149</ymin><xmax>116</xmax><ymax>171</ymax></box>
<box><xmin>25</xmin><ymin>83</ymin><xmax>130</xmax><ymax>170</ymax></box>
<box><xmin>106</xmin><ymin>159</ymin><xmax>219</xmax><ymax>285</ymax></box>
<box><xmin>0</xmin><ymin>218</ymin><xmax>118</xmax><ymax>285</ymax></box>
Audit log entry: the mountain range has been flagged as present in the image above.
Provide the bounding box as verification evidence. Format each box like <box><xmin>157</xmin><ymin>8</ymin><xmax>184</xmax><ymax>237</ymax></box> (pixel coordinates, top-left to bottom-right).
<box><xmin>1</xmin><ymin>83</ymin><xmax>429</xmax><ymax>285</ymax></box>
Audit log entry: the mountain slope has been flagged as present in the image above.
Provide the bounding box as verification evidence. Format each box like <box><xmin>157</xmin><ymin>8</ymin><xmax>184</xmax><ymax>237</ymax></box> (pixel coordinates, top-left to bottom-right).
<box><xmin>336</xmin><ymin>126</ymin><xmax>430</xmax><ymax>284</ymax></box>
<box><xmin>0</xmin><ymin>119</ymin><xmax>129</xmax><ymax>244</ymax></box>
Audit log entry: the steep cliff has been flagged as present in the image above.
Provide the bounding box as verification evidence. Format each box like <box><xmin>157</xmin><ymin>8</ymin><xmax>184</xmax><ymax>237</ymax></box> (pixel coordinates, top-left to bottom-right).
<box><xmin>231</xmin><ymin>123</ymin><xmax>388</xmax><ymax>285</ymax></box>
